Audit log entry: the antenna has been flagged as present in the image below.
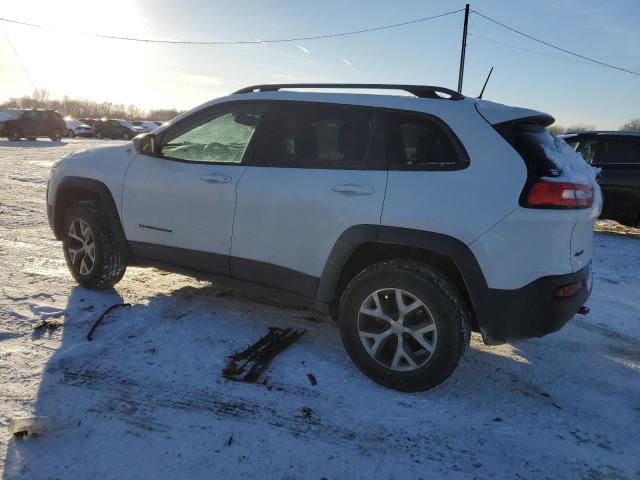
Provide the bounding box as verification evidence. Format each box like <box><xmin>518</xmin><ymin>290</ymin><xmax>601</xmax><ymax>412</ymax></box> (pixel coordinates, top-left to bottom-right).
<box><xmin>478</xmin><ymin>67</ymin><xmax>494</xmax><ymax>99</ymax></box>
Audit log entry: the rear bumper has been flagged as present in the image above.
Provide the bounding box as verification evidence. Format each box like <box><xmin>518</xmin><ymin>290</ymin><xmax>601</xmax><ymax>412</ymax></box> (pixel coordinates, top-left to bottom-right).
<box><xmin>479</xmin><ymin>264</ymin><xmax>591</xmax><ymax>344</ymax></box>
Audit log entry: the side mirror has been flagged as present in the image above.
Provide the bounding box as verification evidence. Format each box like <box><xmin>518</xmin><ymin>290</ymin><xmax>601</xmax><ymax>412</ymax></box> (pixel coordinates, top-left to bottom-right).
<box><xmin>133</xmin><ymin>133</ymin><xmax>157</xmax><ymax>155</ymax></box>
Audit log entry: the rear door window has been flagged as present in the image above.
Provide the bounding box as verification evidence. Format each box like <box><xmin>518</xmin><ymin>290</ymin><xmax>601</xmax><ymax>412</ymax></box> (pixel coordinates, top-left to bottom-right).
<box><xmin>600</xmin><ymin>138</ymin><xmax>640</xmax><ymax>164</ymax></box>
<box><xmin>384</xmin><ymin>111</ymin><xmax>466</xmax><ymax>170</ymax></box>
<box><xmin>573</xmin><ymin>138</ymin><xmax>600</xmax><ymax>164</ymax></box>
<box><xmin>263</xmin><ymin>103</ymin><xmax>374</xmax><ymax>169</ymax></box>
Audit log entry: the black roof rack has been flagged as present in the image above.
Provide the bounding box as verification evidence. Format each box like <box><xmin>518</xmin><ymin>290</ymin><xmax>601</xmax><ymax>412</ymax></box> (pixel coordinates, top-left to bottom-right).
<box><xmin>233</xmin><ymin>83</ymin><xmax>464</xmax><ymax>100</ymax></box>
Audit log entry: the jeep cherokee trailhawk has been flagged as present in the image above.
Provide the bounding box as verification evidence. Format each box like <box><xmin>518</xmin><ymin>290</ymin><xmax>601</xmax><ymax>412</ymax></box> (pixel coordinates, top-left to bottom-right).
<box><xmin>47</xmin><ymin>84</ymin><xmax>601</xmax><ymax>391</ymax></box>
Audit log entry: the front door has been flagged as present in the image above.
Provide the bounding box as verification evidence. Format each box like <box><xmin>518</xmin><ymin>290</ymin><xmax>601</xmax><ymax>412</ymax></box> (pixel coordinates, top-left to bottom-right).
<box><xmin>122</xmin><ymin>102</ymin><xmax>267</xmax><ymax>275</ymax></box>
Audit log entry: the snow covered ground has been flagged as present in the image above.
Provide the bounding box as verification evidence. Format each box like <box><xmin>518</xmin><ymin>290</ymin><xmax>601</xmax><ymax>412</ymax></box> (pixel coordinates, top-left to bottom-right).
<box><xmin>0</xmin><ymin>139</ymin><xmax>638</xmax><ymax>479</ymax></box>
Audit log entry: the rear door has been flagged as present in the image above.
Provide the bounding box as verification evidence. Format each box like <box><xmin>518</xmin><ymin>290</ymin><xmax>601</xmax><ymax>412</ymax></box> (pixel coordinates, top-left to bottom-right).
<box><xmin>231</xmin><ymin>102</ymin><xmax>387</xmax><ymax>297</ymax></box>
<box><xmin>21</xmin><ymin>111</ymin><xmax>40</xmax><ymax>137</ymax></box>
<box><xmin>591</xmin><ymin>136</ymin><xmax>640</xmax><ymax>224</ymax></box>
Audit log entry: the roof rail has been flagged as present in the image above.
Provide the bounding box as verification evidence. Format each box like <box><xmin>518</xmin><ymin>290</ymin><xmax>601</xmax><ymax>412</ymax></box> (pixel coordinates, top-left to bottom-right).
<box><xmin>233</xmin><ymin>83</ymin><xmax>464</xmax><ymax>100</ymax></box>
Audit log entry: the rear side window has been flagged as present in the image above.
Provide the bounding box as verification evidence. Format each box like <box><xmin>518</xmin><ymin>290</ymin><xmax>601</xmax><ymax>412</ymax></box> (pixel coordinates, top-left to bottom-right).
<box><xmin>265</xmin><ymin>103</ymin><xmax>374</xmax><ymax>169</ymax></box>
<box><xmin>512</xmin><ymin>125</ymin><xmax>564</xmax><ymax>177</ymax></box>
<box><xmin>0</xmin><ymin>110</ymin><xmax>23</xmax><ymax>121</ymax></box>
<box><xmin>384</xmin><ymin>111</ymin><xmax>466</xmax><ymax>170</ymax></box>
<box><xmin>601</xmin><ymin>138</ymin><xmax>640</xmax><ymax>164</ymax></box>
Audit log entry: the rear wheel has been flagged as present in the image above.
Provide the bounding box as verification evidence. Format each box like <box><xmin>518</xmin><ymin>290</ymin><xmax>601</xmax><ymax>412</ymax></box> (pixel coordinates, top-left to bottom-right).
<box><xmin>95</xmin><ymin>131</ymin><xmax>103</xmax><ymax>139</ymax></box>
<box><xmin>50</xmin><ymin>129</ymin><xmax>62</xmax><ymax>141</ymax></box>
<box><xmin>338</xmin><ymin>260</ymin><xmax>470</xmax><ymax>392</ymax></box>
<box><xmin>122</xmin><ymin>132</ymin><xmax>130</xmax><ymax>140</ymax></box>
<box><xmin>7</xmin><ymin>127</ymin><xmax>21</xmax><ymax>141</ymax></box>
<box><xmin>67</xmin><ymin>129</ymin><xmax>75</xmax><ymax>138</ymax></box>
<box><xmin>62</xmin><ymin>202</ymin><xmax>126</xmax><ymax>289</ymax></box>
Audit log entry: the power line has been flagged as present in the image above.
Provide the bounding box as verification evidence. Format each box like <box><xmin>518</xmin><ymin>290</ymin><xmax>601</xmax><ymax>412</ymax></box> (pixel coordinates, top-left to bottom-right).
<box><xmin>471</xmin><ymin>9</ymin><xmax>640</xmax><ymax>77</ymax></box>
<box><xmin>0</xmin><ymin>25</ymin><xmax>36</xmax><ymax>90</ymax></box>
<box><xmin>469</xmin><ymin>32</ymin><xmax>606</xmax><ymax>68</ymax></box>
<box><xmin>0</xmin><ymin>9</ymin><xmax>463</xmax><ymax>45</ymax></box>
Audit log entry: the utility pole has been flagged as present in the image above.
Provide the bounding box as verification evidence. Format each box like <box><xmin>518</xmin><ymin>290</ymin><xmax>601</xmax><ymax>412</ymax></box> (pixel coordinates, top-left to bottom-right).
<box><xmin>457</xmin><ymin>3</ymin><xmax>470</xmax><ymax>94</ymax></box>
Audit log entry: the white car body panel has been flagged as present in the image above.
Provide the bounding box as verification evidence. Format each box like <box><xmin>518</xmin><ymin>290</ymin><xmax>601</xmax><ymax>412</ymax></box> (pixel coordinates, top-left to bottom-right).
<box><xmin>232</xmin><ymin>167</ymin><xmax>387</xmax><ymax>278</ymax></box>
<box><xmin>381</xmin><ymin>106</ymin><xmax>526</xmax><ymax>247</ymax></box>
<box><xmin>475</xmin><ymin>99</ymin><xmax>551</xmax><ymax>124</ymax></box>
<box><xmin>48</xmin><ymin>88</ymin><xmax>599</xmax><ymax>305</ymax></box>
<box><xmin>121</xmin><ymin>153</ymin><xmax>245</xmax><ymax>256</ymax></box>
<box><xmin>47</xmin><ymin>144</ymin><xmax>135</xmax><ymax>218</ymax></box>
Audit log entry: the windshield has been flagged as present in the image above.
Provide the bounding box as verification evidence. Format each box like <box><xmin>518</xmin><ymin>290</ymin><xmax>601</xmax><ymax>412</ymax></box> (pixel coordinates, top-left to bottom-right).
<box><xmin>0</xmin><ymin>110</ymin><xmax>22</xmax><ymax>122</ymax></box>
<box><xmin>119</xmin><ymin>120</ymin><xmax>135</xmax><ymax>128</ymax></box>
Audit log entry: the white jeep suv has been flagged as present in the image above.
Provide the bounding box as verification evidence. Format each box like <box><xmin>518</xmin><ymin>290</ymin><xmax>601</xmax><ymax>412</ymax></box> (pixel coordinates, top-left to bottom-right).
<box><xmin>47</xmin><ymin>84</ymin><xmax>601</xmax><ymax>391</ymax></box>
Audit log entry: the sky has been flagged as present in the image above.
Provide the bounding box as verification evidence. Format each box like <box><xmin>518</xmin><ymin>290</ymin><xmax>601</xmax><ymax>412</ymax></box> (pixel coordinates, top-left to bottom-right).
<box><xmin>0</xmin><ymin>0</ymin><xmax>639</xmax><ymax>129</ymax></box>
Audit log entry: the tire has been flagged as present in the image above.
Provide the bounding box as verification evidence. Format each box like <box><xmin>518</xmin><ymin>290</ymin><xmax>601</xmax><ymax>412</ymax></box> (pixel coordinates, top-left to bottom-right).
<box><xmin>7</xmin><ymin>127</ymin><xmax>21</xmax><ymax>141</ymax></box>
<box><xmin>95</xmin><ymin>132</ymin><xmax>103</xmax><ymax>139</ymax></box>
<box><xmin>27</xmin><ymin>137</ymin><xmax>37</xmax><ymax>141</ymax></box>
<box><xmin>62</xmin><ymin>202</ymin><xmax>126</xmax><ymax>289</ymax></box>
<box><xmin>67</xmin><ymin>129</ymin><xmax>75</xmax><ymax>138</ymax></box>
<box><xmin>122</xmin><ymin>132</ymin><xmax>130</xmax><ymax>140</ymax></box>
<box><xmin>50</xmin><ymin>129</ymin><xmax>62</xmax><ymax>141</ymax></box>
<box><xmin>338</xmin><ymin>260</ymin><xmax>470</xmax><ymax>392</ymax></box>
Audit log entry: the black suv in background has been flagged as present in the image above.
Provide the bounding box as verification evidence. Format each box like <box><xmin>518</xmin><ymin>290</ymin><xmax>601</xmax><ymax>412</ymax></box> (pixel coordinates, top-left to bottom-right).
<box><xmin>0</xmin><ymin>109</ymin><xmax>66</xmax><ymax>141</ymax></box>
<box><xmin>563</xmin><ymin>131</ymin><xmax>640</xmax><ymax>226</ymax></box>
<box><xmin>92</xmin><ymin>119</ymin><xmax>143</xmax><ymax>140</ymax></box>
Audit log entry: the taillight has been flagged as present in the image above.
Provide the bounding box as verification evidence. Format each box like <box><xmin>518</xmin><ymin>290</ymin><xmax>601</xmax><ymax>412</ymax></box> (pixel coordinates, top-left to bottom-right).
<box><xmin>526</xmin><ymin>181</ymin><xmax>594</xmax><ymax>209</ymax></box>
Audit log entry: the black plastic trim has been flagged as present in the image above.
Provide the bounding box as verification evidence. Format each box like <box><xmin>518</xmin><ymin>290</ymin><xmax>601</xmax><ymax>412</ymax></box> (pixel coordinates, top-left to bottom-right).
<box><xmin>317</xmin><ymin>225</ymin><xmax>380</xmax><ymax>302</ymax></box>
<box><xmin>231</xmin><ymin>257</ymin><xmax>318</xmax><ymax>299</ymax></box>
<box><xmin>129</xmin><ymin>241</ymin><xmax>229</xmax><ymax>277</ymax></box>
<box><xmin>52</xmin><ymin>176</ymin><xmax>131</xmax><ymax>256</ymax></box>
<box><xmin>479</xmin><ymin>265</ymin><xmax>591</xmax><ymax>344</ymax></box>
<box><xmin>234</xmin><ymin>83</ymin><xmax>464</xmax><ymax>100</ymax></box>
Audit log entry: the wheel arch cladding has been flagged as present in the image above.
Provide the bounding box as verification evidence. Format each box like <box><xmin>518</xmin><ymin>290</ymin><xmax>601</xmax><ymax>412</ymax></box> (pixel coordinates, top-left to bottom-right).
<box><xmin>53</xmin><ymin>176</ymin><xmax>131</xmax><ymax>257</ymax></box>
<box><xmin>317</xmin><ymin>225</ymin><xmax>493</xmax><ymax>334</ymax></box>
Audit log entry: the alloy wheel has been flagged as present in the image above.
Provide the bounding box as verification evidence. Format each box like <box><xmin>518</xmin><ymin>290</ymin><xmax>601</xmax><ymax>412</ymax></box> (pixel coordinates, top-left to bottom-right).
<box><xmin>358</xmin><ymin>288</ymin><xmax>438</xmax><ymax>372</ymax></box>
<box><xmin>67</xmin><ymin>218</ymin><xmax>96</xmax><ymax>275</ymax></box>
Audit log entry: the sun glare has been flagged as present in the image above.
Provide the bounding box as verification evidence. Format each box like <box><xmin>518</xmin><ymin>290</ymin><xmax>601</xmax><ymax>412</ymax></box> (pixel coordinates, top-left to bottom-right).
<box><xmin>4</xmin><ymin>0</ymin><xmax>153</xmax><ymax>107</ymax></box>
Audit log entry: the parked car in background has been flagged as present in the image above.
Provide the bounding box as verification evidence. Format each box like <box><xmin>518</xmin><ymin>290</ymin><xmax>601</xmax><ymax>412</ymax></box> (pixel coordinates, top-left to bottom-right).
<box><xmin>47</xmin><ymin>83</ymin><xmax>601</xmax><ymax>391</ymax></box>
<box><xmin>65</xmin><ymin>118</ymin><xmax>93</xmax><ymax>138</ymax></box>
<box><xmin>132</xmin><ymin>120</ymin><xmax>162</xmax><ymax>132</ymax></box>
<box><xmin>0</xmin><ymin>109</ymin><xmax>66</xmax><ymax>141</ymax></box>
<box><xmin>562</xmin><ymin>131</ymin><xmax>640</xmax><ymax>227</ymax></box>
<box><xmin>79</xmin><ymin>118</ymin><xmax>97</xmax><ymax>128</ymax></box>
<box><xmin>92</xmin><ymin>119</ymin><xmax>144</xmax><ymax>140</ymax></box>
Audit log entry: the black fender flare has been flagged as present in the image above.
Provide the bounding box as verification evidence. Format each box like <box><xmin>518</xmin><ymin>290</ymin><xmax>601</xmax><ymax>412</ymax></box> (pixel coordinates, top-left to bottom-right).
<box><xmin>317</xmin><ymin>225</ymin><xmax>495</xmax><ymax>335</ymax></box>
<box><xmin>52</xmin><ymin>176</ymin><xmax>131</xmax><ymax>256</ymax></box>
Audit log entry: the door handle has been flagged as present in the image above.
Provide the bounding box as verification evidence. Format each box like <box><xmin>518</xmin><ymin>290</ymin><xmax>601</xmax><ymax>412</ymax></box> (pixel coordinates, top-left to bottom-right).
<box><xmin>331</xmin><ymin>184</ymin><xmax>374</xmax><ymax>196</ymax></box>
<box><xmin>201</xmin><ymin>174</ymin><xmax>232</xmax><ymax>184</ymax></box>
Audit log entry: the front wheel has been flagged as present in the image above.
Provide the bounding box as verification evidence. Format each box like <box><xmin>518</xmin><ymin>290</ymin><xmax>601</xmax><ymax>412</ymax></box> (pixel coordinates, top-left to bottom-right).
<box><xmin>67</xmin><ymin>129</ymin><xmax>75</xmax><ymax>138</ymax></box>
<box><xmin>338</xmin><ymin>260</ymin><xmax>470</xmax><ymax>392</ymax></box>
<box><xmin>122</xmin><ymin>132</ymin><xmax>130</xmax><ymax>140</ymax></box>
<box><xmin>62</xmin><ymin>202</ymin><xmax>126</xmax><ymax>289</ymax></box>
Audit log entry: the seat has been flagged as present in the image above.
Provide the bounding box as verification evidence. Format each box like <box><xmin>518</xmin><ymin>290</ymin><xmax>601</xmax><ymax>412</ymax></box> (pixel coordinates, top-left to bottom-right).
<box><xmin>292</xmin><ymin>125</ymin><xmax>318</xmax><ymax>164</ymax></box>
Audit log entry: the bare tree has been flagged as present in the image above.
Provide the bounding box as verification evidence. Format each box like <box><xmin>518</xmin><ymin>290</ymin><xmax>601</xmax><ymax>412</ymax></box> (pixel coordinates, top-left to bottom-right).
<box><xmin>0</xmin><ymin>90</ymin><xmax>180</xmax><ymax>120</ymax></box>
<box><xmin>547</xmin><ymin>125</ymin><xmax>566</xmax><ymax>136</ymax></box>
<box><xmin>32</xmin><ymin>89</ymin><xmax>50</xmax><ymax>107</ymax></box>
<box><xmin>564</xmin><ymin>123</ymin><xmax>596</xmax><ymax>133</ymax></box>
<box><xmin>620</xmin><ymin>118</ymin><xmax>640</xmax><ymax>132</ymax></box>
